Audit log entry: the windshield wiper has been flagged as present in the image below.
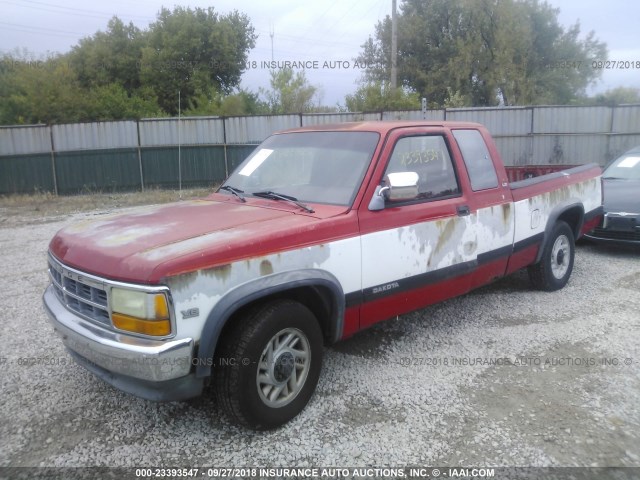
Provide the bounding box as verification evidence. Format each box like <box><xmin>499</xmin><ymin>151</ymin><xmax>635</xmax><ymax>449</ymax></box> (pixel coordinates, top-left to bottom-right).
<box><xmin>219</xmin><ymin>185</ymin><xmax>246</xmax><ymax>202</ymax></box>
<box><xmin>252</xmin><ymin>191</ymin><xmax>315</xmax><ymax>213</ymax></box>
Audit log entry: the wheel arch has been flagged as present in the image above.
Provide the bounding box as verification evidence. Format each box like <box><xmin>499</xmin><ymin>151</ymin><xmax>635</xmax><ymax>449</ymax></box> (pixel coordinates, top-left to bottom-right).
<box><xmin>195</xmin><ymin>269</ymin><xmax>345</xmax><ymax>378</ymax></box>
<box><xmin>535</xmin><ymin>202</ymin><xmax>584</xmax><ymax>263</ymax></box>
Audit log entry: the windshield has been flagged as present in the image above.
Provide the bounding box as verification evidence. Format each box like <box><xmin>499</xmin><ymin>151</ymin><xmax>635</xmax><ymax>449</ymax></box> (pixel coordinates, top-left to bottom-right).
<box><xmin>221</xmin><ymin>131</ymin><xmax>380</xmax><ymax>206</ymax></box>
<box><xmin>603</xmin><ymin>152</ymin><xmax>640</xmax><ymax>180</ymax></box>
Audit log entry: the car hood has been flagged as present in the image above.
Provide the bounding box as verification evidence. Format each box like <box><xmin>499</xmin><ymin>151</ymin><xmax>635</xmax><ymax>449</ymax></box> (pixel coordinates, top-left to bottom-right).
<box><xmin>50</xmin><ymin>196</ymin><xmax>352</xmax><ymax>283</ymax></box>
<box><xmin>603</xmin><ymin>178</ymin><xmax>640</xmax><ymax>213</ymax></box>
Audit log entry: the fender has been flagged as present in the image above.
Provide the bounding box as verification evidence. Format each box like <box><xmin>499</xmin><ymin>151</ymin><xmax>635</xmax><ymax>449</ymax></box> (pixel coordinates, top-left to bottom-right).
<box><xmin>535</xmin><ymin>201</ymin><xmax>585</xmax><ymax>264</ymax></box>
<box><xmin>195</xmin><ymin>268</ymin><xmax>345</xmax><ymax>378</ymax></box>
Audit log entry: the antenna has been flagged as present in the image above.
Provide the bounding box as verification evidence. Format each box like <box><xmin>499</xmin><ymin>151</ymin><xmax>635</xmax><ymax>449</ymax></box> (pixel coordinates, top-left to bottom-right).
<box><xmin>391</xmin><ymin>0</ymin><xmax>397</xmax><ymax>89</ymax></box>
<box><xmin>269</xmin><ymin>22</ymin><xmax>275</xmax><ymax>61</ymax></box>
<box><xmin>178</xmin><ymin>90</ymin><xmax>182</xmax><ymax>200</ymax></box>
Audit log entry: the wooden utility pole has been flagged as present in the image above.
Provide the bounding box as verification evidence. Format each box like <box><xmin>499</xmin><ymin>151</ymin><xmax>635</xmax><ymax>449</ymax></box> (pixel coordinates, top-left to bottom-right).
<box><xmin>391</xmin><ymin>0</ymin><xmax>397</xmax><ymax>89</ymax></box>
<box><xmin>178</xmin><ymin>90</ymin><xmax>182</xmax><ymax>199</ymax></box>
<box><xmin>270</xmin><ymin>22</ymin><xmax>275</xmax><ymax>62</ymax></box>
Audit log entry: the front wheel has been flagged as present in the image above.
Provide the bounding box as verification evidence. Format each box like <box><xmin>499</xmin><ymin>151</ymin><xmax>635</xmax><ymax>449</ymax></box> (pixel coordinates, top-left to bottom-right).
<box><xmin>214</xmin><ymin>300</ymin><xmax>323</xmax><ymax>430</ymax></box>
<box><xmin>528</xmin><ymin>220</ymin><xmax>575</xmax><ymax>291</ymax></box>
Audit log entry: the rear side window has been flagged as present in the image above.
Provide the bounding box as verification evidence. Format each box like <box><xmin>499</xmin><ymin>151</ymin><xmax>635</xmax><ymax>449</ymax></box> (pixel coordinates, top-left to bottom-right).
<box><xmin>453</xmin><ymin>129</ymin><xmax>499</xmax><ymax>191</ymax></box>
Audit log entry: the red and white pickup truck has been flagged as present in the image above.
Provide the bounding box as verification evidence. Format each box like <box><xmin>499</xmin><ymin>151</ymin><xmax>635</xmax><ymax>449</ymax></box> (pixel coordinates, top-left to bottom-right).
<box><xmin>43</xmin><ymin>121</ymin><xmax>602</xmax><ymax>429</ymax></box>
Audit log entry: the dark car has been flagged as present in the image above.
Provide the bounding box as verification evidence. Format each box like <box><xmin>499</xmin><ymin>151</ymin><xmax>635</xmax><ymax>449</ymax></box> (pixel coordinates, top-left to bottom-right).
<box><xmin>585</xmin><ymin>146</ymin><xmax>640</xmax><ymax>245</ymax></box>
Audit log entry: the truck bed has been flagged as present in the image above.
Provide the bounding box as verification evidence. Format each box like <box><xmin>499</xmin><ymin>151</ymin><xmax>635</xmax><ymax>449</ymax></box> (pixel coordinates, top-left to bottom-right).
<box><xmin>505</xmin><ymin>164</ymin><xmax>580</xmax><ymax>183</ymax></box>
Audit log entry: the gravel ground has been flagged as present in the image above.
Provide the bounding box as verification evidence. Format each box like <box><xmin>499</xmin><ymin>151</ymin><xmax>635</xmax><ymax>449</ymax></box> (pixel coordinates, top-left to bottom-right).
<box><xmin>0</xmin><ymin>206</ymin><xmax>639</xmax><ymax>476</ymax></box>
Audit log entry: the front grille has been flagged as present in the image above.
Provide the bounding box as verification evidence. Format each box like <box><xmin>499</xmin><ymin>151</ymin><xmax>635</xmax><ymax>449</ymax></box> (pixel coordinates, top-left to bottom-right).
<box><xmin>48</xmin><ymin>256</ymin><xmax>111</xmax><ymax>326</ymax></box>
<box><xmin>590</xmin><ymin>227</ymin><xmax>640</xmax><ymax>242</ymax></box>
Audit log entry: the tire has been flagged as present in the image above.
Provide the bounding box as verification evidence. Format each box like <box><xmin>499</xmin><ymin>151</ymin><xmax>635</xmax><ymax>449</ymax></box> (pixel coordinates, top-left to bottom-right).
<box><xmin>214</xmin><ymin>299</ymin><xmax>323</xmax><ymax>430</ymax></box>
<box><xmin>528</xmin><ymin>220</ymin><xmax>575</xmax><ymax>291</ymax></box>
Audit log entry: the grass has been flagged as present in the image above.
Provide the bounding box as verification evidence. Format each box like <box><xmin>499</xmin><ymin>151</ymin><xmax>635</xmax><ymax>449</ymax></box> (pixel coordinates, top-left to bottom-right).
<box><xmin>0</xmin><ymin>187</ymin><xmax>214</xmax><ymax>218</ymax></box>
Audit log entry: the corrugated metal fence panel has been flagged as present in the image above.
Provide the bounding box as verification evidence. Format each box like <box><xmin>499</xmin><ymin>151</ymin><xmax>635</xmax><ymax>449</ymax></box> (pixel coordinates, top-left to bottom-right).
<box><xmin>54</xmin><ymin>149</ymin><xmax>140</xmax><ymax>193</ymax></box>
<box><xmin>446</xmin><ymin>107</ymin><xmax>532</xmax><ymax>136</ymax></box>
<box><xmin>382</xmin><ymin>110</ymin><xmax>445</xmax><ymax>121</ymax></box>
<box><xmin>0</xmin><ymin>154</ymin><xmax>54</xmax><ymax>193</ymax></box>
<box><xmin>3</xmin><ymin>105</ymin><xmax>640</xmax><ymax>194</ymax></box>
<box><xmin>533</xmin><ymin>106</ymin><xmax>612</xmax><ymax>134</ymax></box>
<box><xmin>611</xmin><ymin>105</ymin><xmax>640</xmax><ymax>133</ymax></box>
<box><xmin>224</xmin><ymin>115</ymin><xmax>301</xmax><ymax>144</ymax></box>
<box><xmin>141</xmin><ymin>146</ymin><xmax>226</xmax><ymax>188</ymax></box>
<box><xmin>139</xmin><ymin>117</ymin><xmax>225</xmax><ymax>146</ymax></box>
<box><xmin>301</xmin><ymin>112</ymin><xmax>381</xmax><ymax>125</ymax></box>
<box><xmin>608</xmin><ymin>134</ymin><xmax>640</xmax><ymax>160</ymax></box>
<box><xmin>532</xmin><ymin>135</ymin><xmax>609</xmax><ymax>165</ymax></box>
<box><xmin>52</xmin><ymin>121</ymin><xmax>138</xmax><ymax>151</ymax></box>
<box><xmin>493</xmin><ymin>137</ymin><xmax>533</xmax><ymax>166</ymax></box>
<box><xmin>0</xmin><ymin>125</ymin><xmax>51</xmax><ymax>155</ymax></box>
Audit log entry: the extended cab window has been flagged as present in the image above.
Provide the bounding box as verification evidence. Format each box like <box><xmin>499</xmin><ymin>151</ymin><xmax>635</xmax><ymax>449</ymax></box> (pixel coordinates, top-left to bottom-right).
<box><xmin>452</xmin><ymin>129</ymin><xmax>499</xmax><ymax>191</ymax></box>
<box><xmin>384</xmin><ymin>135</ymin><xmax>460</xmax><ymax>201</ymax></box>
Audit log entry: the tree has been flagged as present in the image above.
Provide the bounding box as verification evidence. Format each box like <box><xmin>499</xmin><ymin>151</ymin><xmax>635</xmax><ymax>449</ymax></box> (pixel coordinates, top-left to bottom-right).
<box><xmin>261</xmin><ymin>68</ymin><xmax>318</xmax><ymax>114</ymax></box>
<box><xmin>68</xmin><ymin>17</ymin><xmax>145</xmax><ymax>94</ymax></box>
<box><xmin>357</xmin><ymin>0</ymin><xmax>608</xmax><ymax>107</ymax></box>
<box><xmin>84</xmin><ymin>84</ymin><xmax>164</xmax><ymax>120</ymax></box>
<box><xmin>184</xmin><ymin>88</ymin><xmax>269</xmax><ymax>116</ymax></box>
<box><xmin>344</xmin><ymin>81</ymin><xmax>421</xmax><ymax>111</ymax></box>
<box><xmin>140</xmin><ymin>6</ymin><xmax>256</xmax><ymax>114</ymax></box>
<box><xmin>0</xmin><ymin>6</ymin><xmax>258</xmax><ymax>124</ymax></box>
<box><xmin>591</xmin><ymin>87</ymin><xmax>640</xmax><ymax>106</ymax></box>
<box><xmin>0</xmin><ymin>52</ymin><xmax>163</xmax><ymax>124</ymax></box>
<box><xmin>0</xmin><ymin>53</ymin><xmax>88</xmax><ymax>124</ymax></box>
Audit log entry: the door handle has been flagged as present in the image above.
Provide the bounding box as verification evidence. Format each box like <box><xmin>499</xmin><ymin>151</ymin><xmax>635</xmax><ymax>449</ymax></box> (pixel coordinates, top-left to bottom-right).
<box><xmin>457</xmin><ymin>205</ymin><xmax>471</xmax><ymax>216</ymax></box>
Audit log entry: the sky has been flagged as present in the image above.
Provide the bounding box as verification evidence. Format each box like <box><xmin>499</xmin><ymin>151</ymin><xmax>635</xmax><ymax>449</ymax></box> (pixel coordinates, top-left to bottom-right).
<box><xmin>1</xmin><ymin>0</ymin><xmax>639</xmax><ymax>106</ymax></box>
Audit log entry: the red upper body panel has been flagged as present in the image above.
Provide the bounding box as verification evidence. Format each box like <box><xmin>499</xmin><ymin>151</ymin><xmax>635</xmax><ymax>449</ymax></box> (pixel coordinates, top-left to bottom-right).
<box><xmin>49</xmin><ymin>121</ymin><xmax>600</xmax><ymax>285</ymax></box>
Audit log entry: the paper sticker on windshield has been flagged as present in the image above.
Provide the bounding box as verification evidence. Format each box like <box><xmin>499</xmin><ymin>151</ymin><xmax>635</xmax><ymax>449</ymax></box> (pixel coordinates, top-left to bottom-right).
<box><xmin>618</xmin><ymin>156</ymin><xmax>640</xmax><ymax>168</ymax></box>
<box><xmin>239</xmin><ymin>149</ymin><xmax>273</xmax><ymax>176</ymax></box>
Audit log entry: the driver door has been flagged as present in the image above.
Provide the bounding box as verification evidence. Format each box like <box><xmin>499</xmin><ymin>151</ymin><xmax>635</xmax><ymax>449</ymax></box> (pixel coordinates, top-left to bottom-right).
<box><xmin>358</xmin><ymin>127</ymin><xmax>475</xmax><ymax>329</ymax></box>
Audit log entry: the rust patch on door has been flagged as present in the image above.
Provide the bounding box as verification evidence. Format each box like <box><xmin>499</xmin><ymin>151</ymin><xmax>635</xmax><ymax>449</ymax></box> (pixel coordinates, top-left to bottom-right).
<box><xmin>501</xmin><ymin>203</ymin><xmax>512</xmax><ymax>224</ymax></box>
<box><xmin>260</xmin><ymin>259</ymin><xmax>274</xmax><ymax>276</ymax></box>
<box><xmin>463</xmin><ymin>239</ymin><xmax>478</xmax><ymax>256</ymax></box>
<box><xmin>434</xmin><ymin>218</ymin><xmax>456</xmax><ymax>256</ymax></box>
<box><xmin>208</xmin><ymin>263</ymin><xmax>232</xmax><ymax>282</ymax></box>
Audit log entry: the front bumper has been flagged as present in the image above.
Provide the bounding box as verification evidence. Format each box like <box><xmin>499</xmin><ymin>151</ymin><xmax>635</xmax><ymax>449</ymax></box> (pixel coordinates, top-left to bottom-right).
<box><xmin>43</xmin><ymin>285</ymin><xmax>203</xmax><ymax>401</ymax></box>
<box><xmin>584</xmin><ymin>212</ymin><xmax>640</xmax><ymax>245</ymax></box>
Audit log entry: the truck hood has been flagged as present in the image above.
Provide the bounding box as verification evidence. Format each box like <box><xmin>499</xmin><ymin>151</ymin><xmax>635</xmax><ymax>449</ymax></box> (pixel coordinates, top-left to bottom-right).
<box><xmin>50</xmin><ymin>196</ymin><xmax>353</xmax><ymax>284</ymax></box>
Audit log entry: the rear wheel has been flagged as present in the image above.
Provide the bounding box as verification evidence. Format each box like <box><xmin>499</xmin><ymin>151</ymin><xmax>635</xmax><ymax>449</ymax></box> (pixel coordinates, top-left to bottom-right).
<box><xmin>528</xmin><ymin>221</ymin><xmax>575</xmax><ymax>291</ymax></box>
<box><xmin>214</xmin><ymin>299</ymin><xmax>323</xmax><ymax>430</ymax></box>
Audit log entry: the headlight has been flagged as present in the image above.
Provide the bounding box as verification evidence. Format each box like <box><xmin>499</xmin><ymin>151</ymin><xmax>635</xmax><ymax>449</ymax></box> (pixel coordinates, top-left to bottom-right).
<box><xmin>110</xmin><ymin>288</ymin><xmax>171</xmax><ymax>336</ymax></box>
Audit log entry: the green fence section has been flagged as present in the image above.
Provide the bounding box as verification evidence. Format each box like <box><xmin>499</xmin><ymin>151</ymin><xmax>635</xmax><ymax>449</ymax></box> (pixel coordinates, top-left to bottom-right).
<box><xmin>5</xmin><ymin>105</ymin><xmax>636</xmax><ymax>195</ymax></box>
<box><xmin>0</xmin><ymin>153</ymin><xmax>55</xmax><ymax>194</ymax></box>
<box><xmin>141</xmin><ymin>146</ymin><xmax>226</xmax><ymax>189</ymax></box>
<box><xmin>54</xmin><ymin>148</ymin><xmax>141</xmax><ymax>194</ymax></box>
<box><xmin>0</xmin><ymin>146</ymin><xmax>236</xmax><ymax>194</ymax></box>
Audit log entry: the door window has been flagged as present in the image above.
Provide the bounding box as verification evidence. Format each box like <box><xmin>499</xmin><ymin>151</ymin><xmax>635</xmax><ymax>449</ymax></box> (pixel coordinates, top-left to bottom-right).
<box><xmin>383</xmin><ymin>135</ymin><xmax>460</xmax><ymax>201</ymax></box>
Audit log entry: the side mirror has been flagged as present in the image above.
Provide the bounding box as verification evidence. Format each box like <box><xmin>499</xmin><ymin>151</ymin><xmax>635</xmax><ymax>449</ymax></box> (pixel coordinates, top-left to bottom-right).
<box><xmin>368</xmin><ymin>172</ymin><xmax>420</xmax><ymax>211</ymax></box>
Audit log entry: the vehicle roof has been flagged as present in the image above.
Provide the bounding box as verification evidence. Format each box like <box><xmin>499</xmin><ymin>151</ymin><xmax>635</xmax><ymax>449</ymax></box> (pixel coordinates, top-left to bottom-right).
<box><xmin>278</xmin><ymin>121</ymin><xmax>485</xmax><ymax>135</ymax></box>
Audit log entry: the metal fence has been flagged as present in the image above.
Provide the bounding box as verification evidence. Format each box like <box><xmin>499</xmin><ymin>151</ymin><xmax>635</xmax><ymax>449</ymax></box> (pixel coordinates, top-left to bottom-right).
<box><xmin>1</xmin><ymin>105</ymin><xmax>640</xmax><ymax>194</ymax></box>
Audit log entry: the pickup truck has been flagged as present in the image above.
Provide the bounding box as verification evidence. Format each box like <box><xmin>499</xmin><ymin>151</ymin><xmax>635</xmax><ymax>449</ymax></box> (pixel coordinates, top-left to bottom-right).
<box><xmin>43</xmin><ymin>121</ymin><xmax>603</xmax><ymax>430</ymax></box>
